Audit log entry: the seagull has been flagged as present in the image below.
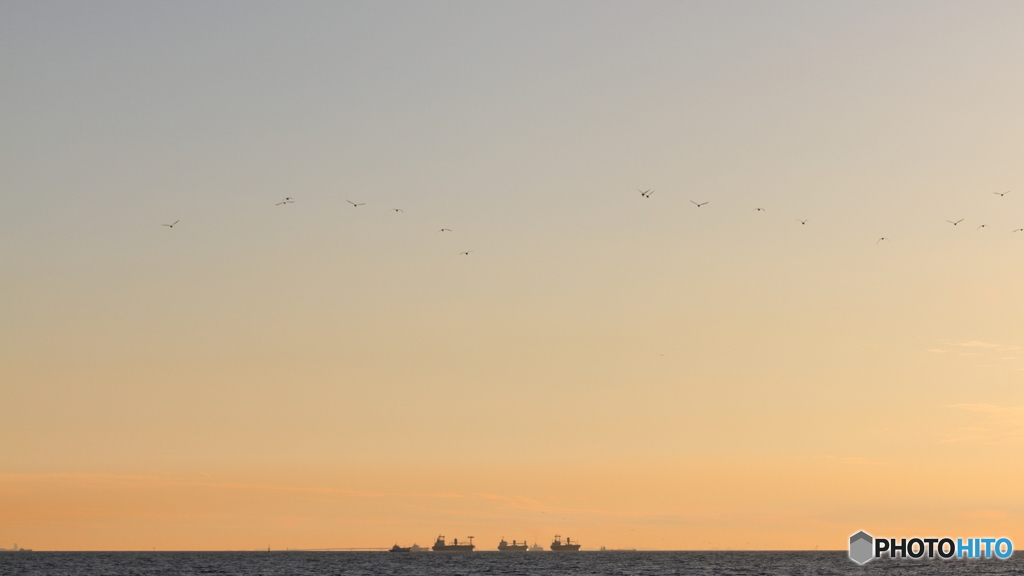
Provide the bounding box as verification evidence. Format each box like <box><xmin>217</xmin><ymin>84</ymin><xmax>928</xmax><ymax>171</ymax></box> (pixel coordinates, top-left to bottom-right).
<box><xmin>638</xmin><ymin>188</ymin><xmax>654</xmax><ymax>198</ymax></box>
<box><xmin>690</xmin><ymin>200</ymin><xmax>709</xmax><ymax>208</ymax></box>
<box><xmin>946</xmin><ymin>219</ymin><xmax>964</xmax><ymax>226</ymax></box>
<box><xmin>977</xmin><ymin>224</ymin><xmax>988</xmax><ymax>230</ymax></box>
<box><xmin>436</xmin><ymin>228</ymin><xmax>453</xmax><ymax>234</ymax></box>
<box><xmin>347</xmin><ymin>200</ymin><xmax>366</xmax><ymax>207</ymax></box>
<box><xmin>1013</xmin><ymin>229</ymin><xmax>1024</xmax><ymax>233</ymax></box>
<box><xmin>459</xmin><ymin>251</ymin><xmax>473</xmax><ymax>255</ymax></box>
<box><xmin>877</xmin><ymin>237</ymin><xmax>888</xmax><ymax>243</ymax></box>
<box><xmin>162</xmin><ymin>220</ymin><xmax>179</xmax><ymax>228</ymax></box>
<box><xmin>275</xmin><ymin>197</ymin><xmax>294</xmax><ymax>206</ymax></box>
<box><xmin>392</xmin><ymin>208</ymin><xmax>404</xmax><ymax>213</ymax></box>
<box><xmin>797</xmin><ymin>219</ymin><xmax>808</xmax><ymax>225</ymax></box>
<box><xmin>994</xmin><ymin>191</ymin><xmax>1010</xmax><ymax>197</ymax></box>
<box><xmin>755</xmin><ymin>208</ymin><xmax>765</xmax><ymax>212</ymax></box>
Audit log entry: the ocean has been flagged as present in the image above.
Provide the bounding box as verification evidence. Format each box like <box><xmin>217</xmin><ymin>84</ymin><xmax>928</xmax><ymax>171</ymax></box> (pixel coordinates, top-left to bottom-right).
<box><xmin>0</xmin><ymin>551</ymin><xmax>1019</xmax><ymax>576</ymax></box>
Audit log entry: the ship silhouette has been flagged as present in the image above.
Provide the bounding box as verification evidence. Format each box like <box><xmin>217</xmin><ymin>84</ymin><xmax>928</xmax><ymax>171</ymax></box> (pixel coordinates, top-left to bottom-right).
<box><xmin>550</xmin><ymin>535</ymin><xmax>580</xmax><ymax>551</ymax></box>
<box><xmin>497</xmin><ymin>538</ymin><xmax>528</xmax><ymax>551</ymax></box>
<box><xmin>389</xmin><ymin>544</ymin><xmax>411</xmax><ymax>553</ymax></box>
<box><xmin>432</xmin><ymin>535</ymin><xmax>474</xmax><ymax>552</ymax></box>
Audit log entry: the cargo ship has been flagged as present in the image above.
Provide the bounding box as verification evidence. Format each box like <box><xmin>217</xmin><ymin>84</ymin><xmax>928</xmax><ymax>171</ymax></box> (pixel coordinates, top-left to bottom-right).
<box><xmin>550</xmin><ymin>535</ymin><xmax>580</xmax><ymax>551</ymax></box>
<box><xmin>528</xmin><ymin>543</ymin><xmax>544</xmax><ymax>552</ymax></box>
<box><xmin>432</xmin><ymin>535</ymin><xmax>474</xmax><ymax>552</ymax></box>
<box><xmin>390</xmin><ymin>542</ymin><xmax>431</xmax><ymax>552</ymax></box>
<box><xmin>497</xmin><ymin>538</ymin><xmax>528</xmax><ymax>551</ymax></box>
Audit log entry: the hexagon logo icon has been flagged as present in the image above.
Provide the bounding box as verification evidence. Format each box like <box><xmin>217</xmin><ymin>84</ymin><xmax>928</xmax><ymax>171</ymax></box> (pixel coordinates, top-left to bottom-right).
<box><xmin>849</xmin><ymin>531</ymin><xmax>874</xmax><ymax>565</ymax></box>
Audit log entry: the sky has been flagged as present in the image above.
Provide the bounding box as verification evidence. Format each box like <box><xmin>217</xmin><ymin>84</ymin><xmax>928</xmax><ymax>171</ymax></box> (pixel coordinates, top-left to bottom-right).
<box><xmin>1</xmin><ymin>0</ymin><xmax>1023</xmax><ymax>551</ymax></box>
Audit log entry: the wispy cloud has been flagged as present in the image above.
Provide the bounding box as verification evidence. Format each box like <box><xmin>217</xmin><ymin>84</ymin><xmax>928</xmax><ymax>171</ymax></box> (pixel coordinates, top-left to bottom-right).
<box><xmin>930</xmin><ymin>341</ymin><xmax>1023</xmax><ymax>367</ymax></box>
<box><xmin>957</xmin><ymin>341</ymin><xmax>1021</xmax><ymax>352</ymax></box>
<box><xmin>0</xmin><ymin>473</ymin><xmax>488</xmax><ymax>501</ymax></box>
<box><xmin>944</xmin><ymin>404</ymin><xmax>1024</xmax><ymax>445</ymax></box>
<box><xmin>824</xmin><ymin>455</ymin><xmax>883</xmax><ymax>466</ymax></box>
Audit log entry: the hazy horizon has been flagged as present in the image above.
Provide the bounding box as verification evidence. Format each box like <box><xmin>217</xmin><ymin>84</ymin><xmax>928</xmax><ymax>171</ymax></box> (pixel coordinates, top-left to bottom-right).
<box><xmin>2</xmin><ymin>0</ymin><xmax>1022</xmax><ymax>552</ymax></box>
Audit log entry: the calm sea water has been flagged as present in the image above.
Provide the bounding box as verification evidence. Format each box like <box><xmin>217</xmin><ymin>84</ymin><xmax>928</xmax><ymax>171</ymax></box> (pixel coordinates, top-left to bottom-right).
<box><xmin>0</xmin><ymin>551</ymin><xmax>1019</xmax><ymax>576</ymax></box>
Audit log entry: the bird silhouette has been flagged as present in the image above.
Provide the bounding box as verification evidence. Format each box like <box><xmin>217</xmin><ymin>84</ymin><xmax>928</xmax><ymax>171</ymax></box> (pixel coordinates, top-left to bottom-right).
<box><xmin>437</xmin><ymin>228</ymin><xmax>453</xmax><ymax>234</ymax></box>
<box><xmin>1013</xmin><ymin>229</ymin><xmax>1023</xmax><ymax>233</ymax></box>
<box><xmin>994</xmin><ymin>191</ymin><xmax>1010</xmax><ymax>197</ymax></box>
<box><xmin>275</xmin><ymin>197</ymin><xmax>294</xmax><ymax>206</ymax></box>
<box><xmin>638</xmin><ymin>188</ymin><xmax>654</xmax><ymax>198</ymax></box>
<box><xmin>162</xmin><ymin>220</ymin><xmax>179</xmax><ymax>228</ymax></box>
<box><xmin>755</xmin><ymin>208</ymin><xmax>765</xmax><ymax>212</ymax></box>
<box><xmin>392</xmin><ymin>208</ymin><xmax>403</xmax><ymax>213</ymax></box>
<box><xmin>347</xmin><ymin>200</ymin><xmax>366</xmax><ymax>207</ymax></box>
<box><xmin>459</xmin><ymin>251</ymin><xmax>473</xmax><ymax>255</ymax></box>
<box><xmin>877</xmin><ymin>237</ymin><xmax>888</xmax><ymax>243</ymax></box>
<box><xmin>946</xmin><ymin>219</ymin><xmax>964</xmax><ymax>226</ymax></box>
<box><xmin>690</xmin><ymin>200</ymin><xmax>709</xmax><ymax>207</ymax></box>
<box><xmin>797</xmin><ymin>219</ymin><xmax>808</xmax><ymax>225</ymax></box>
<box><xmin>977</xmin><ymin>224</ymin><xmax>988</xmax><ymax>230</ymax></box>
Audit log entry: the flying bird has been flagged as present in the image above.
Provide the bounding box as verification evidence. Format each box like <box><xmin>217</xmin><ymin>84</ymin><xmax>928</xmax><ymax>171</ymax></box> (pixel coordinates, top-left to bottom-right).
<box><xmin>347</xmin><ymin>200</ymin><xmax>366</xmax><ymax>207</ymax></box>
<box><xmin>755</xmin><ymin>208</ymin><xmax>765</xmax><ymax>212</ymax></box>
<box><xmin>1013</xmin><ymin>229</ymin><xmax>1023</xmax><ymax>233</ymax></box>
<box><xmin>877</xmin><ymin>237</ymin><xmax>888</xmax><ymax>243</ymax></box>
<box><xmin>275</xmin><ymin>197</ymin><xmax>294</xmax><ymax>206</ymax></box>
<box><xmin>638</xmin><ymin>188</ymin><xmax>654</xmax><ymax>198</ymax></box>
<box><xmin>459</xmin><ymin>251</ymin><xmax>473</xmax><ymax>255</ymax></box>
<box><xmin>436</xmin><ymin>228</ymin><xmax>453</xmax><ymax>234</ymax></box>
<box><xmin>392</xmin><ymin>208</ymin><xmax>404</xmax><ymax>213</ymax></box>
<box><xmin>797</xmin><ymin>219</ymin><xmax>808</xmax><ymax>225</ymax></box>
<box><xmin>977</xmin><ymin>224</ymin><xmax>988</xmax><ymax>230</ymax></box>
<box><xmin>690</xmin><ymin>200</ymin><xmax>709</xmax><ymax>207</ymax></box>
<box><xmin>994</xmin><ymin>191</ymin><xmax>1010</xmax><ymax>197</ymax></box>
<box><xmin>162</xmin><ymin>220</ymin><xmax>179</xmax><ymax>228</ymax></box>
<box><xmin>946</xmin><ymin>219</ymin><xmax>964</xmax><ymax>226</ymax></box>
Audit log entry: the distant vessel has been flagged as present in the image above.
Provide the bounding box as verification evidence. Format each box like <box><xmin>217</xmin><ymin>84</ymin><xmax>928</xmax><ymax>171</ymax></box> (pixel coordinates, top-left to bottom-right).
<box><xmin>528</xmin><ymin>543</ymin><xmax>544</xmax><ymax>552</ymax></box>
<box><xmin>410</xmin><ymin>544</ymin><xmax>430</xmax><ymax>552</ymax></box>
<box><xmin>0</xmin><ymin>544</ymin><xmax>30</xmax><ymax>553</ymax></box>
<box><xmin>389</xmin><ymin>544</ymin><xmax>411</xmax><ymax>552</ymax></box>
<box><xmin>432</xmin><ymin>535</ymin><xmax>475</xmax><ymax>552</ymax></box>
<box><xmin>599</xmin><ymin>546</ymin><xmax>636</xmax><ymax>552</ymax></box>
<box><xmin>550</xmin><ymin>535</ymin><xmax>581</xmax><ymax>551</ymax></box>
<box><xmin>497</xmin><ymin>538</ymin><xmax>528</xmax><ymax>551</ymax></box>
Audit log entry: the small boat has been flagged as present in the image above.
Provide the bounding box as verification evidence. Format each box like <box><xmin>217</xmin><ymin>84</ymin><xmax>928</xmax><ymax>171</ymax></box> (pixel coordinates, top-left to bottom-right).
<box><xmin>497</xmin><ymin>538</ymin><xmax>528</xmax><ymax>551</ymax></box>
<box><xmin>550</xmin><ymin>535</ymin><xmax>581</xmax><ymax>551</ymax></box>
<box><xmin>432</xmin><ymin>535</ymin><xmax>475</xmax><ymax>552</ymax></box>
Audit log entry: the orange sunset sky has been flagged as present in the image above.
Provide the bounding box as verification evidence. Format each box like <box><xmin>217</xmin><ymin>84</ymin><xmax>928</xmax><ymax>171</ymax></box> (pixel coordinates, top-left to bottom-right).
<box><xmin>2</xmin><ymin>1</ymin><xmax>1023</xmax><ymax>551</ymax></box>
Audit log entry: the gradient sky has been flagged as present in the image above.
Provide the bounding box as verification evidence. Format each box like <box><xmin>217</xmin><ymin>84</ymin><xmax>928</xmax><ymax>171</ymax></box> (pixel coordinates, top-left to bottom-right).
<box><xmin>1</xmin><ymin>1</ymin><xmax>1023</xmax><ymax>551</ymax></box>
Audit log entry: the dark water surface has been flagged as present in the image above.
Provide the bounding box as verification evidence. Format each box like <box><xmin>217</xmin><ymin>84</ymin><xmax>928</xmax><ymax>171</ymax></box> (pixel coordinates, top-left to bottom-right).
<box><xmin>0</xmin><ymin>551</ymin><xmax>1019</xmax><ymax>576</ymax></box>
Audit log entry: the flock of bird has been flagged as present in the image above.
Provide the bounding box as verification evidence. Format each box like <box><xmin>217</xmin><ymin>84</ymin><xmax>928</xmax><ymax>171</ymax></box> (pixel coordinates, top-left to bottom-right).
<box><xmin>163</xmin><ymin>196</ymin><xmax>474</xmax><ymax>253</ymax></box>
<box><xmin>630</xmin><ymin>187</ymin><xmax>1019</xmax><ymax>241</ymax></box>
<box><xmin>161</xmin><ymin>188</ymin><xmax>1020</xmax><ymax>251</ymax></box>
